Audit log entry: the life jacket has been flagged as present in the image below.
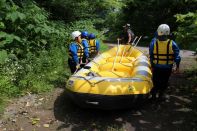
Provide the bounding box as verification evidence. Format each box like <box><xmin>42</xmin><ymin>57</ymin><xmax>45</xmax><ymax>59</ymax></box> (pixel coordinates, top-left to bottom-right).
<box><xmin>153</xmin><ymin>39</ymin><xmax>174</xmax><ymax>65</ymax></box>
<box><xmin>69</xmin><ymin>42</ymin><xmax>84</xmax><ymax>60</ymax></box>
<box><xmin>89</xmin><ymin>39</ymin><xmax>97</xmax><ymax>53</ymax></box>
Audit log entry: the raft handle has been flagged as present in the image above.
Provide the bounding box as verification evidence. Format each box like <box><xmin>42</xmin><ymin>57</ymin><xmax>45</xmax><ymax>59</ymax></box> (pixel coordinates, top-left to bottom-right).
<box><xmin>84</xmin><ymin>66</ymin><xmax>101</xmax><ymax>77</ymax></box>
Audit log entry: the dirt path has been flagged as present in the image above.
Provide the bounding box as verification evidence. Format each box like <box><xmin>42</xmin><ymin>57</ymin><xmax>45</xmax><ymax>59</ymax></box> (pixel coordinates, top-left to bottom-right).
<box><xmin>0</xmin><ymin>46</ymin><xmax>196</xmax><ymax>131</ymax></box>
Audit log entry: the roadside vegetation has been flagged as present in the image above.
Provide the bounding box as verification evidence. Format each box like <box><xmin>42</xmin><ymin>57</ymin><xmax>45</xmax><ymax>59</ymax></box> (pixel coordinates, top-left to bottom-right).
<box><xmin>0</xmin><ymin>0</ymin><xmax>196</xmax><ymax>113</ymax></box>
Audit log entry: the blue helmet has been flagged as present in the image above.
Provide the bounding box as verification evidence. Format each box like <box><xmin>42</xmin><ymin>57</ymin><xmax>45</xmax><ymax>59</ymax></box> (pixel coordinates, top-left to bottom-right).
<box><xmin>88</xmin><ymin>33</ymin><xmax>96</xmax><ymax>39</ymax></box>
<box><xmin>81</xmin><ymin>31</ymin><xmax>88</xmax><ymax>38</ymax></box>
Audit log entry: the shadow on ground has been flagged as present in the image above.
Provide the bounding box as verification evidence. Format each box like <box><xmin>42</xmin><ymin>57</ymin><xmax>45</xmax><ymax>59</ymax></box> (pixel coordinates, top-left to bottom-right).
<box><xmin>54</xmin><ymin>73</ymin><xmax>197</xmax><ymax>131</ymax></box>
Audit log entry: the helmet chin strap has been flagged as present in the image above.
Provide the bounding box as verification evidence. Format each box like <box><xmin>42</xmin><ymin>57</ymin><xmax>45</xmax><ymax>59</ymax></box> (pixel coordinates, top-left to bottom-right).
<box><xmin>157</xmin><ymin>35</ymin><xmax>168</xmax><ymax>41</ymax></box>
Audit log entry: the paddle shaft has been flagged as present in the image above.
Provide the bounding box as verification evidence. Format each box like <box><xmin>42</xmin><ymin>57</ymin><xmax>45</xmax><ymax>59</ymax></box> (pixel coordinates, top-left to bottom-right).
<box><xmin>126</xmin><ymin>36</ymin><xmax>138</xmax><ymax>54</ymax></box>
<box><xmin>128</xmin><ymin>36</ymin><xmax>142</xmax><ymax>56</ymax></box>
<box><xmin>112</xmin><ymin>38</ymin><xmax>120</xmax><ymax>71</ymax></box>
<box><xmin>120</xmin><ymin>36</ymin><xmax>138</xmax><ymax>62</ymax></box>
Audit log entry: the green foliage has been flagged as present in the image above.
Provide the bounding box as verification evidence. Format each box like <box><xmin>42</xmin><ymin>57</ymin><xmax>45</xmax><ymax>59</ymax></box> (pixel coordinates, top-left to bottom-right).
<box><xmin>0</xmin><ymin>1</ymin><xmax>68</xmax><ymax>56</ymax></box>
<box><xmin>0</xmin><ymin>50</ymin><xmax>8</xmax><ymax>64</ymax></box>
<box><xmin>34</xmin><ymin>0</ymin><xmax>127</xmax><ymax>42</ymax></box>
<box><xmin>64</xmin><ymin>20</ymin><xmax>107</xmax><ymax>45</ymax></box>
<box><xmin>106</xmin><ymin>0</ymin><xmax>197</xmax><ymax>41</ymax></box>
<box><xmin>174</xmin><ymin>11</ymin><xmax>197</xmax><ymax>51</ymax></box>
<box><xmin>0</xmin><ymin>22</ymin><xmax>5</xmax><ymax>29</ymax></box>
<box><xmin>0</xmin><ymin>75</ymin><xmax>20</xmax><ymax>97</ymax></box>
<box><xmin>0</xmin><ymin>0</ymin><xmax>110</xmax><ymax>110</ymax></box>
<box><xmin>0</xmin><ymin>96</ymin><xmax>7</xmax><ymax>113</ymax></box>
<box><xmin>6</xmin><ymin>10</ymin><xmax>26</xmax><ymax>22</ymax></box>
<box><xmin>51</xmin><ymin>0</ymin><xmax>93</xmax><ymax>21</ymax></box>
<box><xmin>0</xmin><ymin>0</ymin><xmax>69</xmax><ymax>109</ymax></box>
<box><xmin>0</xmin><ymin>0</ymin><xmax>119</xmax><ymax>112</ymax></box>
<box><xmin>35</xmin><ymin>0</ymin><xmax>125</xmax><ymax>23</ymax></box>
<box><xmin>0</xmin><ymin>31</ymin><xmax>21</xmax><ymax>47</ymax></box>
<box><xmin>100</xmin><ymin>42</ymin><xmax>108</xmax><ymax>52</ymax></box>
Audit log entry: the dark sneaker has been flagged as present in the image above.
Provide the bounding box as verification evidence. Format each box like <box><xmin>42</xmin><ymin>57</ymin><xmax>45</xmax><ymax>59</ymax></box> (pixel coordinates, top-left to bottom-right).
<box><xmin>149</xmin><ymin>94</ymin><xmax>157</xmax><ymax>102</ymax></box>
<box><xmin>158</xmin><ymin>95</ymin><xmax>167</xmax><ymax>102</ymax></box>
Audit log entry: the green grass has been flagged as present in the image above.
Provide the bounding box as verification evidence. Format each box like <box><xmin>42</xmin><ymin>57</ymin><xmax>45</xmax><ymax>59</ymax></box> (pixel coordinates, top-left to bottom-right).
<box><xmin>180</xmin><ymin>42</ymin><xmax>197</xmax><ymax>51</ymax></box>
<box><xmin>0</xmin><ymin>97</ymin><xmax>4</xmax><ymax>114</ymax></box>
<box><xmin>100</xmin><ymin>41</ymin><xmax>109</xmax><ymax>52</ymax></box>
<box><xmin>0</xmin><ymin>96</ymin><xmax>8</xmax><ymax>114</ymax></box>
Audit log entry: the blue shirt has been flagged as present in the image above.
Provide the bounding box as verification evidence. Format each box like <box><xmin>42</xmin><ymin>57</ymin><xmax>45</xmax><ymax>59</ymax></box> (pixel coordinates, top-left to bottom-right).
<box><xmin>149</xmin><ymin>38</ymin><xmax>181</xmax><ymax>68</ymax></box>
<box><xmin>81</xmin><ymin>39</ymin><xmax>89</xmax><ymax>58</ymax></box>
<box><xmin>95</xmin><ymin>39</ymin><xmax>100</xmax><ymax>51</ymax></box>
<box><xmin>69</xmin><ymin>42</ymin><xmax>80</xmax><ymax>64</ymax></box>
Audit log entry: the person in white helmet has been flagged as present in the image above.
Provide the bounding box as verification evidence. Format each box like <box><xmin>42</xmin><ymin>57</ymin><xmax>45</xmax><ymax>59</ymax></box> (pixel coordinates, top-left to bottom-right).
<box><xmin>149</xmin><ymin>24</ymin><xmax>181</xmax><ymax>101</ymax></box>
<box><xmin>68</xmin><ymin>31</ymin><xmax>84</xmax><ymax>73</ymax></box>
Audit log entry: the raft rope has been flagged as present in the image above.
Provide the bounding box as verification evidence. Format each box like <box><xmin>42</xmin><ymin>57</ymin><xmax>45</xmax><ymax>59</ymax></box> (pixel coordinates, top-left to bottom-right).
<box><xmin>71</xmin><ymin>75</ymin><xmax>152</xmax><ymax>87</ymax></box>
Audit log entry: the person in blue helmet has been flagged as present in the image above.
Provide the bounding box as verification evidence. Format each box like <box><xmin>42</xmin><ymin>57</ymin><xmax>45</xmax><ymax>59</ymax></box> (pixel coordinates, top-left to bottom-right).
<box><xmin>81</xmin><ymin>31</ymin><xmax>89</xmax><ymax>64</ymax></box>
<box><xmin>149</xmin><ymin>24</ymin><xmax>181</xmax><ymax>101</ymax></box>
<box><xmin>88</xmin><ymin>33</ymin><xmax>100</xmax><ymax>59</ymax></box>
<box><xmin>68</xmin><ymin>31</ymin><xmax>84</xmax><ymax>73</ymax></box>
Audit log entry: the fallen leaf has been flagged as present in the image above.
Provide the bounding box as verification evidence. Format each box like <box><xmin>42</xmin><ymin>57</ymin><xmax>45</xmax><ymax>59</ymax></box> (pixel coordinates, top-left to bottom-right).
<box><xmin>43</xmin><ymin>124</ymin><xmax>50</xmax><ymax>128</ymax></box>
<box><xmin>46</xmin><ymin>118</ymin><xmax>54</xmax><ymax>124</ymax></box>
<box><xmin>38</xmin><ymin>98</ymin><xmax>44</xmax><ymax>101</ymax></box>
<box><xmin>31</xmin><ymin>118</ymin><xmax>40</xmax><ymax>125</ymax></box>
<box><xmin>20</xmin><ymin>111</ymin><xmax>28</xmax><ymax>116</ymax></box>
<box><xmin>27</xmin><ymin>92</ymin><xmax>31</xmax><ymax>96</ymax></box>
<box><xmin>12</xmin><ymin>119</ymin><xmax>17</xmax><ymax>123</ymax></box>
<box><xmin>32</xmin><ymin>120</ymin><xmax>37</xmax><ymax>125</ymax></box>
<box><xmin>26</xmin><ymin>102</ymin><xmax>30</xmax><ymax>107</ymax></box>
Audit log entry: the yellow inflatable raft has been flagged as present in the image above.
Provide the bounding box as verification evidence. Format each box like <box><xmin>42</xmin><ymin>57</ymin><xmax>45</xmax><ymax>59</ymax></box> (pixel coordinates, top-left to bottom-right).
<box><xmin>66</xmin><ymin>45</ymin><xmax>153</xmax><ymax>109</ymax></box>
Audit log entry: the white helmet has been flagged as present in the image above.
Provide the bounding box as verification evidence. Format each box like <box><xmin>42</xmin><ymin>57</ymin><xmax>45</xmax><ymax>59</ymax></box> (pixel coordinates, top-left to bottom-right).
<box><xmin>123</xmin><ymin>23</ymin><xmax>130</xmax><ymax>28</ymax></box>
<box><xmin>71</xmin><ymin>31</ymin><xmax>81</xmax><ymax>40</ymax></box>
<box><xmin>157</xmin><ymin>24</ymin><xmax>170</xmax><ymax>36</ymax></box>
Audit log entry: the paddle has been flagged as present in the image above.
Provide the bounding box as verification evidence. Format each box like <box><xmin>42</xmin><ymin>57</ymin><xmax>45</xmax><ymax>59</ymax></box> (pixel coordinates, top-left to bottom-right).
<box><xmin>125</xmin><ymin>36</ymin><xmax>138</xmax><ymax>55</ymax></box>
<box><xmin>120</xmin><ymin>36</ymin><xmax>138</xmax><ymax>63</ymax></box>
<box><xmin>112</xmin><ymin>38</ymin><xmax>121</xmax><ymax>71</ymax></box>
<box><xmin>128</xmin><ymin>36</ymin><xmax>142</xmax><ymax>56</ymax></box>
<box><xmin>97</xmin><ymin>29</ymin><xmax>109</xmax><ymax>38</ymax></box>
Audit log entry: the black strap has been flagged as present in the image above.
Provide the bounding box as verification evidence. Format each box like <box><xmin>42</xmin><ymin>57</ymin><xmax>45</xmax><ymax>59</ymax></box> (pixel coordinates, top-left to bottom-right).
<box><xmin>77</xmin><ymin>44</ymin><xmax>83</xmax><ymax>59</ymax></box>
<box><xmin>68</xmin><ymin>51</ymin><xmax>72</xmax><ymax>58</ymax></box>
<box><xmin>153</xmin><ymin>54</ymin><xmax>174</xmax><ymax>56</ymax></box>
<box><xmin>166</xmin><ymin>40</ymin><xmax>171</xmax><ymax>64</ymax></box>
<box><xmin>90</xmin><ymin>40</ymin><xmax>97</xmax><ymax>52</ymax></box>
<box><xmin>153</xmin><ymin>58</ymin><xmax>174</xmax><ymax>61</ymax></box>
<box><xmin>154</xmin><ymin>40</ymin><xmax>173</xmax><ymax>64</ymax></box>
<box><xmin>156</xmin><ymin>40</ymin><xmax>159</xmax><ymax>64</ymax></box>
